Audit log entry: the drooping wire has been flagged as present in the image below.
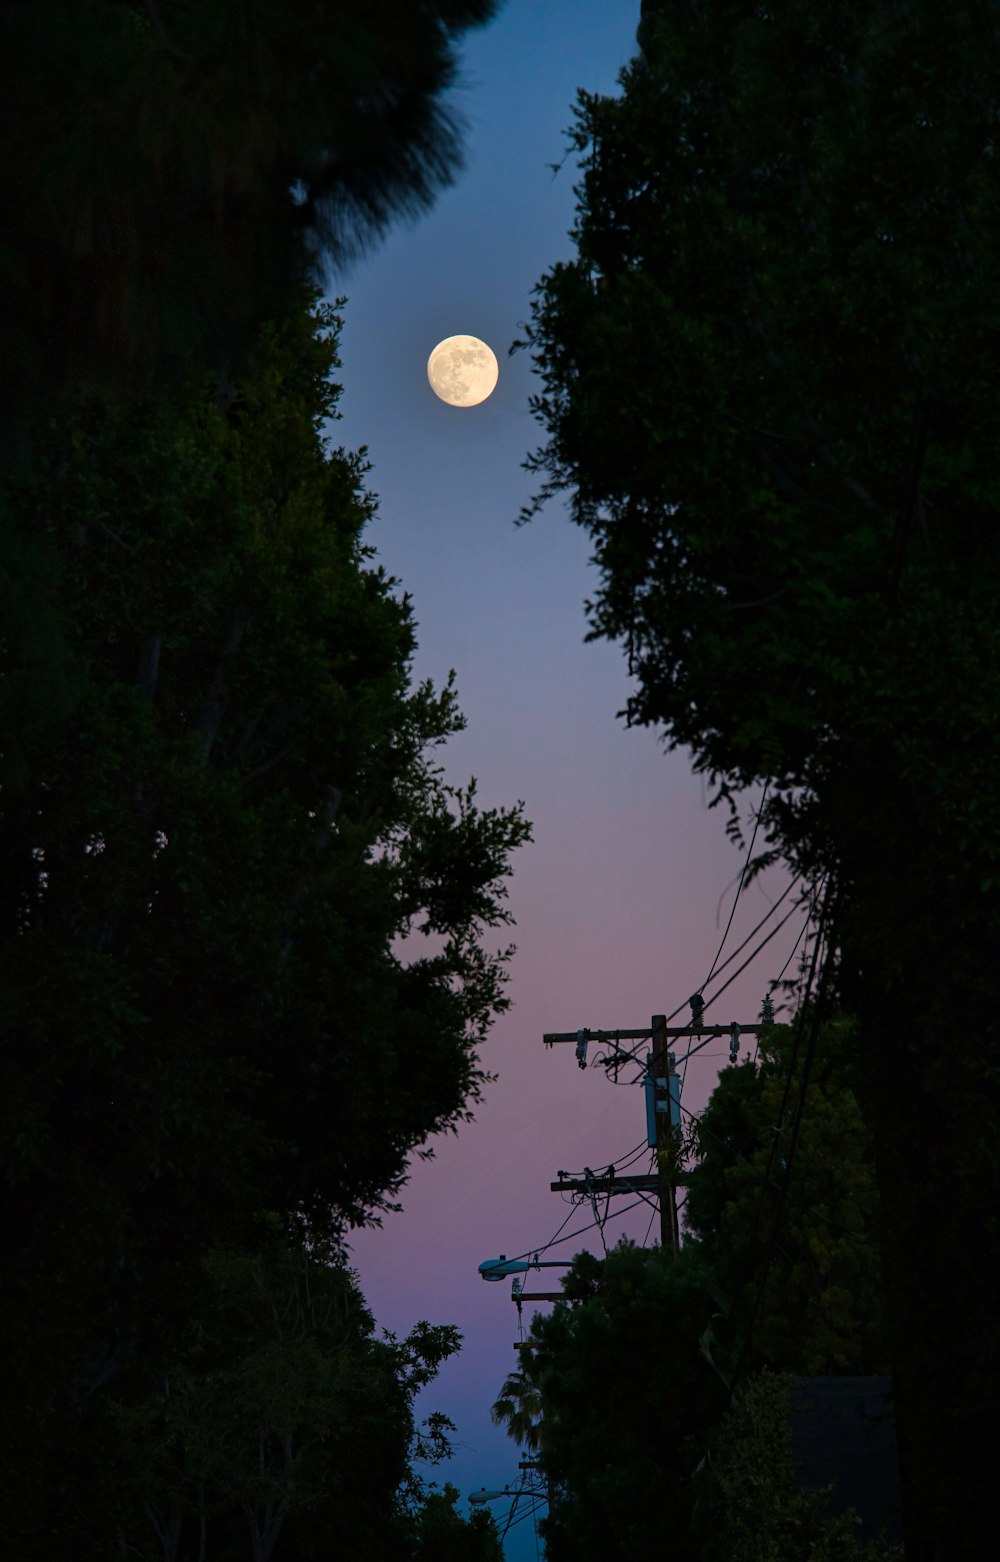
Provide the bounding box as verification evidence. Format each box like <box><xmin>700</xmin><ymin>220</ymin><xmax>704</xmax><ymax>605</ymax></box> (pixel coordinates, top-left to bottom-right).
<box><xmin>502</xmin><ymin>1493</ymin><xmax>548</xmax><ymax>1535</ymax></box>
<box><xmin>583</xmin><ymin>1168</ymin><xmax>610</xmax><ymax>1256</ymax></box>
<box><xmin>700</xmin><ymin>898</ymin><xmax>810</xmax><ymax>1016</ymax></box>
<box><xmin>593</xmin><ymin>880</ymin><xmax>808</xmax><ymax>1079</ymax></box>
<box><xmin>753</xmin><ymin>907</ymin><xmax>816</xmax><ymax>1063</ymax></box>
<box><xmin>698</xmin><ymin>780</ymin><xmax>770</xmax><ymax>996</ymax></box>
<box><xmin>501</xmin><ymin>1196</ymin><xmax>652</xmax><ymax>1272</ymax></box>
<box><xmin>726</xmin><ymin>877</ymin><xmax>837</xmax><ymax>1401</ymax></box>
<box><xmin>555</xmin><ymin>1138</ymin><xmax>648</xmax><ymax>1180</ymax></box>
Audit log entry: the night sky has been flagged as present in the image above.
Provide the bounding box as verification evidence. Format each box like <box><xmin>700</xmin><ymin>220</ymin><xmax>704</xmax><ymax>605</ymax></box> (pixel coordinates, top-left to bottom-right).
<box><xmin>327</xmin><ymin>5</ymin><xmax>805</xmax><ymax>1554</ymax></box>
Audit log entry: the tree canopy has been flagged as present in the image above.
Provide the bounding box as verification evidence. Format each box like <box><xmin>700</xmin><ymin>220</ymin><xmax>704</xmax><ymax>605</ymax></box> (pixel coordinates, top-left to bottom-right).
<box><xmin>2</xmin><ymin>8</ymin><xmax>519</xmax><ymax>1555</ymax></box>
<box><xmin>683</xmin><ymin>1017</ymin><xmax>887</xmax><ymax>1377</ymax></box>
<box><xmin>1</xmin><ymin>291</ymin><xmax>528</xmax><ymax>1556</ymax></box>
<box><xmin>523</xmin><ymin>5</ymin><xmax>1000</xmax><ymax>1554</ymax></box>
<box><xmin>0</xmin><ymin>0</ymin><xmax>500</xmax><ymax>452</ymax></box>
<box><xmin>108</xmin><ymin>1223</ymin><xmax>474</xmax><ymax>1561</ymax></box>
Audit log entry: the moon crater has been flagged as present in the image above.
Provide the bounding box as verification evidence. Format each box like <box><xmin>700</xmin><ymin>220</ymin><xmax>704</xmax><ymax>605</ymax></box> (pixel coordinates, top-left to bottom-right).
<box><xmin>427</xmin><ymin>335</ymin><xmax>499</xmax><ymax>407</ymax></box>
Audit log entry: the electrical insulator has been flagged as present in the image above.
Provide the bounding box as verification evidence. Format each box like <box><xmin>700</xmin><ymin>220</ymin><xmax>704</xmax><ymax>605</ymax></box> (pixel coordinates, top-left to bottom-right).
<box><xmin>575</xmin><ymin>1029</ymin><xmax>588</xmax><ymax>1069</ymax></box>
<box><xmin>761</xmin><ymin>993</ymin><xmax>775</xmax><ymax>1026</ymax></box>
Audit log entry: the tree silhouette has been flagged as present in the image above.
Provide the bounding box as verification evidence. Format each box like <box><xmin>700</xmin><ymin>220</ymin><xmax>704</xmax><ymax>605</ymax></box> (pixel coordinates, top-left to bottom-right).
<box><xmin>491</xmin><ymin>1367</ymin><xmax>544</xmax><ymax>1452</ymax></box>
<box><xmin>524</xmin><ymin>5</ymin><xmax>1000</xmax><ymax>1553</ymax></box>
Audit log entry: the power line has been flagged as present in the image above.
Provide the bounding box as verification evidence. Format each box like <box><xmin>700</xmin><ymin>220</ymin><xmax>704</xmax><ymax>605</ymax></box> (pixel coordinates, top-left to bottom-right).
<box><xmin>700</xmin><ymin>899</ymin><xmax>810</xmax><ymax>1015</ymax></box>
<box><xmin>754</xmin><ymin>910</ymin><xmax>815</xmax><ymax>1062</ymax></box>
<box><xmin>499</xmin><ymin>1196</ymin><xmax>652</xmax><ymax>1273</ymax></box>
<box><xmin>770</xmin><ymin>907</ymin><xmax>813</xmax><ymax>993</ymax></box>
<box><xmin>699</xmin><ymin>780</ymin><xmax>770</xmax><ymax>995</ymax></box>
<box><xmin>502</xmin><ymin>1494</ymin><xmax>547</xmax><ymax>1536</ymax></box>
<box><xmin>697</xmin><ymin>871</ymin><xmax>803</xmax><ymax>994</ymax></box>
<box><xmin>594</xmin><ymin>880</ymin><xmax>808</xmax><ymax>1081</ymax></box>
<box><xmin>727</xmin><ymin>877</ymin><xmax>836</xmax><ymax>1401</ymax></box>
<box><xmin>555</xmin><ymin>1138</ymin><xmax>649</xmax><ymax>1179</ymax></box>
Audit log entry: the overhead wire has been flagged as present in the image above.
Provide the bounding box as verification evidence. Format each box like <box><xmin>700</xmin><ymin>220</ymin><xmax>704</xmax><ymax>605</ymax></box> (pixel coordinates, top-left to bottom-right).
<box><xmin>770</xmin><ymin>904</ymin><xmax>814</xmax><ymax>995</ymax></box>
<box><xmin>726</xmin><ymin>877</ymin><xmax>837</xmax><ymax>1401</ymax></box>
<box><xmin>498</xmin><ymin>1196</ymin><xmax>653</xmax><ymax>1273</ymax></box>
<box><xmin>613</xmin><ymin>1138</ymin><xmax>653</xmax><ymax>1172</ymax></box>
<box><xmin>591</xmin><ymin>877</ymin><xmax>808</xmax><ymax>1079</ymax></box>
<box><xmin>555</xmin><ymin>1137</ymin><xmax>649</xmax><ymax>1180</ymax></box>
<box><xmin>753</xmin><ymin>907</ymin><xmax>816</xmax><ymax>1062</ymax></box>
<box><xmin>684</xmin><ymin>870</ymin><xmax>803</xmax><ymax>1010</ymax></box>
<box><xmin>502</xmin><ymin>1494</ymin><xmax>548</xmax><ymax>1536</ymax></box>
<box><xmin>699</xmin><ymin>898</ymin><xmax>811</xmax><ymax>1017</ymax></box>
<box><xmin>698</xmin><ymin>780</ymin><xmax>770</xmax><ymax>997</ymax></box>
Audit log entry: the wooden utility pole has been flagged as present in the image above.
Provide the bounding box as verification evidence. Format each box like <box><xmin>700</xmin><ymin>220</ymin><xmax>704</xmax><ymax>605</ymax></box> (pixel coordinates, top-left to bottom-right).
<box><xmin>650</xmin><ymin>1014</ymin><xmax>681</xmax><ymax>1253</ymax></box>
<box><xmin>543</xmin><ymin>998</ymin><xmax>775</xmax><ymax>1254</ymax></box>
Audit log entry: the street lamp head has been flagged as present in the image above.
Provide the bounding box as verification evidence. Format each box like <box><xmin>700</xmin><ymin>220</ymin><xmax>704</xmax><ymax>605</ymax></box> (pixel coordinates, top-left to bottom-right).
<box><xmin>479</xmin><ymin>1255</ymin><xmax>532</xmax><ymax>1281</ymax></box>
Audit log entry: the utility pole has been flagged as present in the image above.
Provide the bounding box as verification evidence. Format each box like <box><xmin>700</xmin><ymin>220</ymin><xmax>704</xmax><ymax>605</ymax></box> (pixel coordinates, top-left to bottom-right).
<box><xmin>650</xmin><ymin>1013</ymin><xmax>680</xmax><ymax>1252</ymax></box>
<box><xmin>543</xmin><ymin>996</ymin><xmax>775</xmax><ymax>1253</ymax></box>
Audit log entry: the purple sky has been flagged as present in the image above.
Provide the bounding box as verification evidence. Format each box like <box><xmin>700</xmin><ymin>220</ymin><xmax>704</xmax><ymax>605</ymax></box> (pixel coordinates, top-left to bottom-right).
<box><xmin>327</xmin><ymin>5</ymin><xmax>804</xmax><ymax>1554</ymax></box>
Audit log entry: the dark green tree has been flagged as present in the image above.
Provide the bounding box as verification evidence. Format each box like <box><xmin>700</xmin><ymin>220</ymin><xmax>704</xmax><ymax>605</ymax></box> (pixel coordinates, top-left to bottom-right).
<box><xmin>490</xmin><ymin>1365</ymin><xmax>544</xmax><ymax>1451</ymax></box>
<box><xmin>1</xmin><ymin>0</ymin><xmax>501</xmax><ymax>806</ymax></box>
<box><xmin>409</xmin><ymin>1484</ymin><xmax>505</xmax><ymax>1562</ymax></box>
<box><xmin>109</xmin><ymin>1226</ymin><xmax>461</xmax><ymax>1561</ymax></box>
<box><xmin>523</xmin><ymin>5</ymin><xmax>1000</xmax><ymax>1553</ymax></box>
<box><xmin>0</xmin><ymin>0</ymin><xmax>500</xmax><ymax>447</ymax></box>
<box><xmin>0</xmin><ymin>292</ymin><xmax>529</xmax><ymax>1555</ymax></box>
<box><xmin>693</xmin><ymin>1370</ymin><xmax>903</xmax><ymax>1562</ymax></box>
<box><xmin>684</xmin><ymin>1017</ymin><xmax>888</xmax><ymax>1376</ymax></box>
<box><xmin>516</xmin><ymin>1241</ymin><xmax>728</xmax><ymax>1562</ymax></box>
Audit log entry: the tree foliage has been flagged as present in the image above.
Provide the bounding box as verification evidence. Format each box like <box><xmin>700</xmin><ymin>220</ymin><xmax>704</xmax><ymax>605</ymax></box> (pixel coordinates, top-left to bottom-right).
<box><xmin>684</xmin><ymin>1017</ymin><xmax>887</xmax><ymax>1377</ymax></box>
<box><xmin>522</xmin><ymin>1241</ymin><xmax>728</xmax><ymax>1562</ymax></box>
<box><xmin>693</xmin><ymin>1370</ymin><xmax>903</xmax><ymax>1562</ymax></box>
<box><xmin>0</xmin><ymin>0</ymin><xmax>500</xmax><ymax>451</ymax></box>
<box><xmin>490</xmin><ymin>1365</ymin><xmax>544</xmax><ymax>1451</ymax></box>
<box><xmin>0</xmin><ymin>292</ymin><xmax>529</xmax><ymax>1555</ymax></box>
<box><xmin>1</xmin><ymin>8</ymin><xmax>518</xmax><ymax>1553</ymax></box>
<box><xmin>523</xmin><ymin>5</ymin><xmax>1000</xmax><ymax>1553</ymax></box>
<box><xmin>108</xmin><ymin>1226</ymin><xmax>461</xmax><ymax>1561</ymax></box>
<box><xmin>409</xmin><ymin>1483</ymin><xmax>505</xmax><ymax>1562</ymax></box>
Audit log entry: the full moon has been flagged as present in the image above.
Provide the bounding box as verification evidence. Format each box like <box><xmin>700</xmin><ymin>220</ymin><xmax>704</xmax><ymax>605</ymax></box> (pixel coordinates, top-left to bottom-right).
<box><xmin>427</xmin><ymin>335</ymin><xmax>499</xmax><ymax>407</ymax></box>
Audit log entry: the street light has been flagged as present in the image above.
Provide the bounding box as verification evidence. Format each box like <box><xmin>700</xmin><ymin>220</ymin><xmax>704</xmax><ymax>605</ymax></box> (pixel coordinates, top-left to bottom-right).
<box><xmin>478</xmin><ymin>1254</ymin><xmax>572</xmax><ymax>1282</ymax></box>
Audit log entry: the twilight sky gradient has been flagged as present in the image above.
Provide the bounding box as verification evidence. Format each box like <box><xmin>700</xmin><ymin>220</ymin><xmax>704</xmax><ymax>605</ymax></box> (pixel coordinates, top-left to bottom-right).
<box><xmin>327</xmin><ymin>5</ymin><xmax>803</xmax><ymax>1554</ymax></box>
